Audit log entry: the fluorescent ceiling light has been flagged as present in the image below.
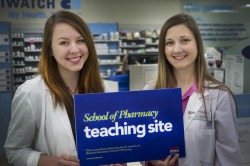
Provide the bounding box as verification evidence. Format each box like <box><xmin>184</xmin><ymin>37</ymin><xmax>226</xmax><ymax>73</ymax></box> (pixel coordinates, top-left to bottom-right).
<box><xmin>241</xmin><ymin>4</ymin><xmax>250</xmax><ymax>8</ymax></box>
<box><xmin>210</xmin><ymin>9</ymin><xmax>236</xmax><ymax>13</ymax></box>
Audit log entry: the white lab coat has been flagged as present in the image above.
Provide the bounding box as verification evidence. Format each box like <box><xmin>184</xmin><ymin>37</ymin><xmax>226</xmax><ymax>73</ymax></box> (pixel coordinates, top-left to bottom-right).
<box><xmin>143</xmin><ymin>80</ymin><xmax>241</xmax><ymax>166</ymax></box>
<box><xmin>4</xmin><ymin>75</ymin><xmax>109</xmax><ymax>166</ymax></box>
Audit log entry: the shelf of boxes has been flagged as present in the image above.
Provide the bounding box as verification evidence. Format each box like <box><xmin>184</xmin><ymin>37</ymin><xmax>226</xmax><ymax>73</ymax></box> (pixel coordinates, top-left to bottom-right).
<box><xmin>11</xmin><ymin>32</ymin><xmax>42</xmax><ymax>90</ymax></box>
<box><xmin>93</xmin><ymin>32</ymin><xmax>126</xmax><ymax>78</ymax></box>
<box><xmin>119</xmin><ymin>30</ymin><xmax>159</xmax><ymax>67</ymax></box>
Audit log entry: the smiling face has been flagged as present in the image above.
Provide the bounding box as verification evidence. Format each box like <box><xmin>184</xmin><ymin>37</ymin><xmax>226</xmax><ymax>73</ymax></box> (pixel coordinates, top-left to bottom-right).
<box><xmin>165</xmin><ymin>24</ymin><xmax>197</xmax><ymax>72</ymax></box>
<box><xmin>51</xmin><ymin>23</ymin><xmax>89</xmax><ymax>76</ymax></box>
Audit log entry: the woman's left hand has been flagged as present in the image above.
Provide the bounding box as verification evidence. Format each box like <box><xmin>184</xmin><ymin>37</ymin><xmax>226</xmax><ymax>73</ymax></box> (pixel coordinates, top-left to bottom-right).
<box><xmin>149</xmin><ymin>154</ymin><xmax>179</xmax><ymax>166</ymax></box>
<box><xmin>105</xmin><ymin>163</ymin><xmax>127</xmax><ymax>166</ymax></box>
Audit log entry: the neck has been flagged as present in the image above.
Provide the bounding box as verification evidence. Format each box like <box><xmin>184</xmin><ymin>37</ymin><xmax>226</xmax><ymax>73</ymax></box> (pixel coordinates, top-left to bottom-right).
<box><xmin>67</xmin><ymin>86</ymin><xmax>78</xmax><ymax>95</ymax></box>
<box><xmin>60</xmin><ymin>71</ymin><xmax>79</xmax><ymax>95</ymax></box>
<box><xmin>174</xmin><ymin>69</ymin><xmax>195</xmax><ymax>95</ymax></box>
<box><xmin>177</xmin><ymin>77</ymin><xmax>195</xmax><ymax>88</ymax></box>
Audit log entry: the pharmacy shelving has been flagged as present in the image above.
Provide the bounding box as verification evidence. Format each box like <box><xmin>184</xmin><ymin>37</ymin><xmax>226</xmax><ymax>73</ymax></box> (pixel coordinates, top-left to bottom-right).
<box><xmin>12</xmin><ymin>32</ymin><xmax>42</xmax><ymax>90</ymax></box>
<box><xmin>0</xmin><ymin>21</ymin><xmax>12</xmax><ymax>155</ymax></box>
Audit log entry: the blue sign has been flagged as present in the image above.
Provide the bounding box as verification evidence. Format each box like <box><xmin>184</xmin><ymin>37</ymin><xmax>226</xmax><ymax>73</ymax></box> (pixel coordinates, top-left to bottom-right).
<box><xmin>74</xmin><ymin>88</ymin><xmax>185</xmax><ymax>165</ymax></box>
<box><xmin>61</xmin><ymin>0</ymin><xmax>80</xmax><ymax>9</ymax></box>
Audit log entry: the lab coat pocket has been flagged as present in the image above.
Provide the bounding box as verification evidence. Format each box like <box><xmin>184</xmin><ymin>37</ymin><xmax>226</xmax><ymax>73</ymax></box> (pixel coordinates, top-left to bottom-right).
<box><xmin>196</xmin><ymin>129</ymin><xmax>215</xmax><ymax>163</ymax></box>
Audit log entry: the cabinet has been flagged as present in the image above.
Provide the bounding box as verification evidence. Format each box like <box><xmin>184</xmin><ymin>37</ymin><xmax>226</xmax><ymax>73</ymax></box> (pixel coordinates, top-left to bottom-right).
<box><xmin>0</xmin><ymin>23</ymin><xmax>12</xmax><ymax>93</ymax></box>
<box><xmin>120</xmin><ymin>37</ymin><xmax>146</xmax><ymax>54</ymax></box>
<box><xmin>145</xmin><ymin>36</ymin><xmax>159</xmax><ymax>53</ymax></box>
<box><xmin>0</xmin><ymin>21</ymin><xmax>12</xmax><ymax>156</ymax></box>
<box><xmin>94</xmin><ymin>33</ymin><xmax>125</xmax><ymax>78</ymax></box>
<box><xmin>119</xmin><ymin>30</ymin><xmax>159</xmax><ymax>55</ymax></box>
<box><xmin>143</xmin><ymin>29</ymin><xmax>160</xmax><ymax>54</ymax></box>
<box><xmin>12</xmin><ymin>32</ymin><xmax>42</xmax><ymax>90</ymax></box>
<box><xmin>129</xmin><ymin>64</ymin><xmax>158</xmax><ymax>91</ymax></box>
<box><xmin>12</xmin><ymin>32</ymin><xmax>25</xmax><ymax>90</ymax></box>
<box><xmin>88</xmin><ymin>23</ymin><xmax>125</xmax><ymax>78</ymax></box>
<box><xmin>119</xmin><ymin>31</ymin><xmax>158</xmax><ymax>68</ymax></box>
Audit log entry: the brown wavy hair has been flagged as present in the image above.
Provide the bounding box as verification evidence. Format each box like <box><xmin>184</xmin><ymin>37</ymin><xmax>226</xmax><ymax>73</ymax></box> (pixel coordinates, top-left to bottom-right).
<box><xmin>38</xmin><ymin>10</ymin><xmax>104</xmax><ymax>118</ymax></box>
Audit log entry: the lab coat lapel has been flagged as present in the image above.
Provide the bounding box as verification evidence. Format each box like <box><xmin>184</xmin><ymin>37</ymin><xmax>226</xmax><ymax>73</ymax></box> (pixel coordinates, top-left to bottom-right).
<box><xmin>183</xmin><ymin>92</ymin><xmax>202</xmax><ymax>131</ymax></box>
<box><xmin>54</xmin><ymin>105</ymin><xmax>74</xmax><ymax>140</ymax></box>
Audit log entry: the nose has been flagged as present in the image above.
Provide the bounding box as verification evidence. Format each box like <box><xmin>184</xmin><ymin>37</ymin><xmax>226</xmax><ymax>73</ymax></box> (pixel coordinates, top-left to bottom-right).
<box><xmin>173</xmin><ymin>43</ymin><xmax>183</xmax><ymax>53</ymax></box>
<box><xmin>70</xmin><ymin>42</ymin><xmax>80</xmax><ymax>54</ymax></box>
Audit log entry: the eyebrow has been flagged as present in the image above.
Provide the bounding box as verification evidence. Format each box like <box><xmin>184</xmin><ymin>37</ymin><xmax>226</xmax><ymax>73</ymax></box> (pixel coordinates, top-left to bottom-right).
<box><xmin>180</xmin><ymin>35</ymin><xmax>191</xmax><ymax>38</ymax></box>
<box><xmin>57</xmin><ymin>36</ymin><xmax>84</xmax><ymax>41</ymax></box>
<box><xmin>57</xmin><ymin>37</ymin><xmax>68</xmax><ymax>41</ymax></box>
<box><xmin>165</xmin><ymin>35</ymin><xmax>191</xmax><ymax>40</ymax></box>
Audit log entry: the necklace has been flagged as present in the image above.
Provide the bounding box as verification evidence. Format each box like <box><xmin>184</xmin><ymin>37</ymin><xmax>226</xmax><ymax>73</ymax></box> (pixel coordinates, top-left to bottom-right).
<box><xmin>67</xmin><ymin>86</ymin><xmax>78</xmax><ymax>95</ymax></box>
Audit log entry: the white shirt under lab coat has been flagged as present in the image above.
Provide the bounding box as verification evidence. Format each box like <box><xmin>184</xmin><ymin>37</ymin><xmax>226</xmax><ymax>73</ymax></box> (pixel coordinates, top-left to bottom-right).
<box><xmin>143</xmin><ymin>80</ymin><xmax>241</xmax><ymax>166</ymax></box>
<box><xmin>4</xmin><ymin>75</ymin><xmax>110</xmax><ymax>166</ymax></box>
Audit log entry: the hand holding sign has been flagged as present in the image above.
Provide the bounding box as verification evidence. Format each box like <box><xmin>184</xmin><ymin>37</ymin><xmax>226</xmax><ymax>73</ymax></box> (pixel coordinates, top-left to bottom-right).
<box><xmin>74</xmin><ymin>89</ymin><xmax>185</xmax><ymax>165</ymax></box>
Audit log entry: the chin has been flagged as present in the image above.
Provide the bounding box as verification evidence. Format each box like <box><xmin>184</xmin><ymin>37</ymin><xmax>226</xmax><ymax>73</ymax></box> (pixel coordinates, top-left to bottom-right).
<box><xmin>70</xmin><ymin>66</ymin><xmax>83</xmax><ymax>72</ymax></box>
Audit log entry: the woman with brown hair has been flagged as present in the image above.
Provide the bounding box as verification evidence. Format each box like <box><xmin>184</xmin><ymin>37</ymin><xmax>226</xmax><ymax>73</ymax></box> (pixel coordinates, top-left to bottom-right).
<box><xmin>5</xmin><ymin>10</ymin><xmax>108</xmax><ymax>166</ymax></box>
<box><xmin>144</xmin><ymin>13</ymin><xmax>241</xmax><ymax>166</ymax></box>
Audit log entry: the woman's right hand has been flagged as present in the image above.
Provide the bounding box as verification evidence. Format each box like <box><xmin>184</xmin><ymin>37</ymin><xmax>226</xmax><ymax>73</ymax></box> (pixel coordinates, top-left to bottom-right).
<box><xmin>58</xmin><ymin>154</ymin><xmax>80</xmax><ymax>166</ymax></box>
<box><xmin>38</xmin><ymin>153</ymin><xmax>80</xmax><ymax>166</ymax></box>
<box><xmin>149</xmin><ymin>154</ymin><xmax>179</xmax><ymax>166</ymax></box>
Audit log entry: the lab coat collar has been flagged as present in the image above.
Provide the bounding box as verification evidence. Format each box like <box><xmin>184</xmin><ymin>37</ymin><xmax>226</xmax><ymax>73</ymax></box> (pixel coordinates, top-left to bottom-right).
<box><xmin>39</xmin><ymin>75</ymin><xmax>75</xmax><ymax>142</ymax></box>
<box><xmin>54</xmin><ymin>104</ymin><xmax>75</xmax><ymax>142</ymax></box>
<box><xmin>183</xmin><ymin>89</ymin><xmax>209</xmax><ymax>131</ymax></box>
<box><xmin>183</xmin><ymin>92</ymin><xmax>201</xmax><ymax>130</ymax></box>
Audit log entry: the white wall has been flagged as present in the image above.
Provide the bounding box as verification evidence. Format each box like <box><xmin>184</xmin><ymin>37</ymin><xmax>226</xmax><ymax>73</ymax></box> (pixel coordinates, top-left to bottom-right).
<box><xmin>82</xmin><ymin>0</ymin><xmax>181</xmax><ymax>30</ymax></box>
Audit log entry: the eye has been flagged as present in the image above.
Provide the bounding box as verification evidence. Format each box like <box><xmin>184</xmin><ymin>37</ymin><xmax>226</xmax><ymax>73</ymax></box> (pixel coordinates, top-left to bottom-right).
<box><xmin>181</xmin><ymin>38</ymin><xmax>190</xmax><ymax>44</ymax></box>
<box><xmin>165</xmin><ymin>40</ymin><xmax>174</xmax><ymax>46</ymax></box>
<box><xmin>59</xmin><ymin>41</ymin><xmax>68</xmax><ymax>45</ymax></box>
<box><xmin>77</xmin><ymin>38</ymin><xmax>86</xmax><ymax>44</ymax></box>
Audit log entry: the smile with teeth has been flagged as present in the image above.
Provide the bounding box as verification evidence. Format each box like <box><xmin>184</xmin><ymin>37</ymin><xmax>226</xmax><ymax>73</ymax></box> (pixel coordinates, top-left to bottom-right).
<box><xmin>174</xmin><ymin>55</ymin><xmax>186</xmax><ymax>60</ymax></box>
<box><xmin>68</xmin><ymin>56</ymin><xmax>81</xmax><ymax>62</ymax></box>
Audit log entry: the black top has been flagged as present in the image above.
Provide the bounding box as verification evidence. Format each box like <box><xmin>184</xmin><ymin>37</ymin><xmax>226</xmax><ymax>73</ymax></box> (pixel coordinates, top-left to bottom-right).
<box><xmin>68</xmin><ymin>112</ymin><xmax>76</xmax><ymax>143</ymax></box>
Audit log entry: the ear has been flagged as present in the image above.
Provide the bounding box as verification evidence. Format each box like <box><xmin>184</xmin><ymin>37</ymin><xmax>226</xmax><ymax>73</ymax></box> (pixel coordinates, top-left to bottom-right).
<box><xmin>242</xmin><ymin>45</ymin><xmax>250</xmax><ymax>59</ymax></box>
